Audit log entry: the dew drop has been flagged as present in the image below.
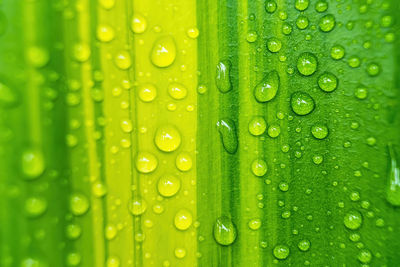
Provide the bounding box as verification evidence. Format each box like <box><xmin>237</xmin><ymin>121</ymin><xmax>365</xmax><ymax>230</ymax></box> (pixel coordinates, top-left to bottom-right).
<box><xmin>136</xmin><ymin>152</ymin><xmax>158</xmax><ymax>173</ymax></box>
<box><xmin>216</xmin><ymin>119</ymin><xmax>238</xmax><ymax>154</ymax></box>
<box><xmin>114</xmin><ymin>51</ymin><xmax>132</xmax><ymax>70</ymax></box>
<box><xmin>97</xmin><ymin>24</ymin><xmax>115</xmax><ymax>42</ymax></box>
<box><xmin>251</xmin><ymin>159</ymin><xmax>268</xmax><ymax>177</ymax></box>
<box><xmin>168</xmin><ymin>83</ymin><xmax>187</xmax><ymax>100</ymax></box>
<box><xmin>254</xmin><ymin>71</ymin><xmax>280</xmax><ymax>102</ymax></box>
<box><xmin>248</xmin><ymin>116</ymin><xmax>267</xmax><ymax>136</ymax></box>
<box><xmin>73</xmin><ymin>43</ymin><xmax>91</xmax><ymax>62</ymax></box>
<box><xmin>367</xmin><ymin>63</ymin><xmax>380</xmax><ymax>76</ymax></box>
<box><xmin>386</xmin><ymin>144</ymin><xmax>400</xmax><ymax>207</ymax></box>
<box><xmin>265</xmin><ymin>0</ymin><xmax>277</xmax><ymax>13</ymax></box>
<box><xmin>176</xmin><ymin>152</ymin><xmax>193</xmax><ymax>171</ymax></box>
<box><xmin>106</xmin><ymin>257</ymin><xmax>120</xmax><ymax>267</ymax></box>
<box><xmin>213</xmin><ymin>216</ymin><xmax>237</xmax><ymax>246</ymax></box>
<box><xmin>215</xmin><ymin>60</ymin><xmax>233</xmax><ymax>93</ymax></box>
<box><xmin>99</xmin><ymin>0</ymin><xmax>115</xmax><ymax>9</ymax></box>
<box><xmin>348</xmin><ymin>56</ymin><xmax>361</xmax><ymax>68</ymax></box>
<box><xmin>282</xmin><ymin>23</ymin><xmax>293</xmax><ymax>35</ymax></box>
<box><xmin>66</xmin><ymin>223</ymin><xmax>81</xmax><ymax>240</ymax></box>
<box><xmin>130</xmin><ymin>197</ymin><xmax>147</xmax><ymax>215</ymax></box>
<box><xmin>187</xmin><ymin>27</ymin><xmax>199</xmax><ymax>39</ymax></box>
<box><xmin>315</xmin><ymin>0</ymin><xmax>328</xmax><ymax>12</ymax></box>
<box><xmin>92</xmin><ymin>181</ymin><xmax>107</xmax><ymax>198</ymax></box>
<box><xmin>312</xmin><ymin>154</ymin><xmax>324</xmax><ymax>165</ymax></box>
<box><xmin>151</xmin><ymin>36</ymin><xmax>176</xmax><ymax>68</ymax></box>
<box><xmin>268</xmin><ymin>124</ymin><xmax>281</xmax><ymax>138</ymax></box>
<box><xmin>131</xmin><ymin>13</ymin><xmax>147</xmax><ymax>33</ymax></box>
<box><xmin>318</xmin><ymin>72</ymin><xmax>338</xmax><ymax>92</ymax></box>
<box><xmin>70</xmin><ymin>193</ymin><xmax>90</xmax><ymax>216</ymax></box>
<box><xmin>330</xmin><ymin>45</ymin><xmax>345</xmax><ymax>60</ymax></box>
<box><xmin>355</xmin><ymin>86</ymin><xmax>368</xmax><ymax>100</ymax></box>
<box><xmin>21</xmin><ymin>148</ymin><xmax>45</xmax><ymax>179</ymax></box>
<box><xmin>297</xmin><ymin>52</ymin><xmax>317</xmax><ymax>76</ymax></box>
<box><xmin>295</xmin><ymin>0</ymin><xmax>309</xmax><ymax>11</ymax></box>
<box><xmin>174</xmin><ymin>209</ymin><xmax>192</xmax><ymax>230</ymax></box>
<box><xmin>157</xmin><ymin>175</ymin><xmax>181</xmax><ymax>197</ymax></box>
<box><xmin>138</xmin><ymin>84</ymin><xmax>157</xmax><ymax>102</ymax></box>
<box><xmin>311</xmin><ymin>123</ymin><xmax>329</xmax><ymax>139</ymax></box>
<box><xmin>154</xmin><ymin>125</ymin><xmax>181</xmax><ymax>152</ymax></box>
<box><xmin>319</xmin><ymin>14</ymin><xmax>336</xmax><ymax>32</ymax></box>
<box><xmin>25</xmin><ymin>197</ymin><xmax>47</xmax><ymax>218</ymax></box>
<box><xmin>290</xmin><ymin>91</ymin><xmax>315</xmax><ymax>116</ymax></box>
<box><xmin>296</xmin><ymin>15</ymin><xmax>309</xmax><ymax>30</ymax></box>
<box><xmin>273</xmin><ymin>244</ymin><xmax>290</xmax><ymax>260</ymax></box>
<box><xmin>343</xmin><ymin>210</ymin><xmax>363</xmax><ymax>230</ymax></box>
<box><xmin>175</xmin><ymin>248</ymin><xmax>186</xmax><ymax>259</ymax></box>
<box><xmin>248</xmin><ymin>218</ymin><xmax>262</xmax><ymax>230</ymax></box>
<box><xmin>246</xmin><ymin>31</ymin><xmax>258</xmax><ymax>43</ymax></box>
<box><xmin>267</xmin><ymin>37</ymin><xmax>282</xmax><ymax>52</ymax></box>
<box><xmin>27</xmin><ymin>46</ymin><xmax>50</xmax><ymax>68</ymax></box>
<box><xmin>358</xmin><ymin>249</ymin><xmax>372</xmax><ymax>264</ymax></box>
<box><xmin>298</xmin><ymin>239</ymin><xmax>311</xmax><ymax>251</ymax></box>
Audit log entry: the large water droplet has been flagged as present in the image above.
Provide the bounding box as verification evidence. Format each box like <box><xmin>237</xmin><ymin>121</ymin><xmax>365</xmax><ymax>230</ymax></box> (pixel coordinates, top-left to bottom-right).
<box><xmin>297</xmin><ymin>52</ymin><xmax>317</xmax><ymax>76</ymax></box>
<box><xmin>215</xmin><ymin>60</ymin><xmax>233</xmax><ymax>93</ymax></box>
<box><xmin>386</xmin><ymin>144</ymin><xmax>400</xmax><ymax>206</ymax></box>
<box><xmin>290</xmin><ymin>91</ymin><xmax>315</xmax><ymax>116</ymax></box>
<box><xmin>154</xmin><ymin>125</ymin><xmax>181</xmax><ymax>152</ymax></box>
<box><xmin>21</xmin><ymin>148</ymin><xmax>45</xmax><ymax>179</ymax></box>
<box><xmin>216</xmin><ymin>119</ymin><xmax>238</xmax><ymax>154</ymax></box>
<box><xmin>254</xmin><ymin>71</ymin><xmax>280</xmax><ymax>102</ymax></box>
<box><xmin>131</xmin><ymin>13</ymin><xmax>147</xmax><ymax>34</ymax></box>
<box><xmin>151</xmin><ymin>36</ymin><xmax>176</xmax><ymax>68</ymax></box>
<box><xmin>213</xmin><ymin>216</ymin><xmax>237</xmax><ymax>246</ymax></box>
<box><xmin>343</xmin><ymin>210</ymin><xmax>363</xmax><ymax>230</ymax></box>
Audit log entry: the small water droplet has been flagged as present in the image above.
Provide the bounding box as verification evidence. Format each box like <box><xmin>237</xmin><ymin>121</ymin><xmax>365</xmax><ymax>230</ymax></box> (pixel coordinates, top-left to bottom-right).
<box><xmin>175</xmin><ymin>248</ymin><xmax>187</xmax><ymax>259</ymax></box>
<box><xmin>311</xmin><ymin>123</ymin><xmax>329</xmax><ymax>139</ymax></box>
<box><xmin>151</xmin><ymin>36</ymin><xmax>176</xmax><ymax>67</ymax></box>
<box><xmin>187</xmin><ymin>27</ymin><xmax>199</xmax><ymax>39</ymax></box>
<box><xmin>297</xmin><ymin>52</ymin><xmax>317</xmax><ymax>76</ymax></box>
<box><xmin>298</xmin><ymin>239</ymin><xmax>311</xmax><ymax>251</ymax></box>
<box><xmin>268</xmin><ymin>124</ymin><xmax>281</xmax><ymax>138</ymax></box>
<box><xmin>176</xmin><ymin>152</ymin><xmax>193</xmax><ymax>171</ymax></box>
<box><xmin>138</xmin><ymin>83</ymin><xmax>157</xmax><ymax>102</ymax></box>
<box><xmin>216</xmin><ymin>119</ymin><xmax>238</xmax><ymax>154</ymax></box>
<box><xmin>246</xmin><ymin>31</ymin><xmax>258</xmax><ymax>43</ymax></box>
<box><xmin>265</xmin><ymin>0</ymin><xmax>277</xmax><ymax>13</ymax></box>
<box><xmin>213</xmin><ymin>216</ymin><xmax>237</xmax><ymax>246</ymax></box>
<box><xmin>154</xmin><ymin>125</ymin><xmax>181</xmax><ymax>152</ymax></box>
<box><xmin>267</xmin><ymin>37</ymin><xmax>282</xmax><ymax>52</ymax></box>
<box><xmin>70</xmin><ymin>193</ymin><xmax>90</xmax><ymax>216</ymax></box>
<box><xmin>296</xmin><ymin>15</ymin><xmax>309</xmax><ymax>30</ymax></box>
<box><xmin>114</xmin><ymin>51</ymin><xmax>132</xmax><ymax>70</ymax></box>
<box><xmin>130</xmin><ymin>197</ymin><xmax>147</xmax><ymax>215</ymax></box>
<box><xmin>21</xmin><ymin>148</ymin><xmax>45</xmax><ymax>179</ymax></box>
<box><xmin>290</xmin><ymin>91</ymin><xmax>315</xmax><ymax>116</ymax></box>
<box><xmin>318</xmin><ymin>72</ymin><xmax>338</xmax><ymax>92</ymax></box>
<box><xmin>248</xmin><ymin>116</ymin><xmax>267</xmax><ymax>136</ymax></box>
<box><xmin>358</xmin><ymin>249</ymin><xmax>372</xmax><ymax>264</ymax></box>
<box><xmin>157</xmin><ymin>175</ymin><xmax>181</xmax><ymax>197</ymax></box>
<box><xmin>273</xmin><ymin>244</ymin><xmax>290</xmax><ymax>260</ymax></box>
<box><xmin>27</xmin><ymin>46</ymin><xmax>50</xmax><ymax>68</ymax></box>
<box><xmin>355</xmin><ymin>86</ymin><xmax>368</xmax><ymax>99</ymax></box>
<box><xmin>174</xmin><ymin>209</ymin><xmax>192</xmax><ymax>230</ymax></box>
<box><xmin>295</xmin><ymin>0</ymin><xmax>309</xmax><ymax>11</ymax></box>
<box><xmin>254</xmin><ymin>71</ymin><xmax>280</xmax><ymax>102</ymax></box>
<box><xmin>216</xmin><ymin>60</ymin><xmax>233</xmax><ymax>93</ymax></box>
<box><xmin>131</xmin><ymin>13</ymin><xmax>147</xmax><ymax>33</ymax></box>
<box><xmin>282</xmin><ymin>22</ymin><xmax>293</xmax><ymax>35</ymax></box>
<box><xmin>366</xmin><ymin>62</ymin><xmax>380</xmax><ymax>76</ymax></box>
<box><xmin>0</xmin><ymin>81</ymin><xmax>18</xmax><ymax>107</ymax></box>
<box><xmin>343</xmin><ymin>210</ymin><xmax>363</xmax><ymax>230</ymax></box>
<box><xmin>66</xmin><ymin>223</ymin><xmax>82</xmax><ymax>240</ymax></box>
<box><xmin>386</xmin><ymin>144</ymin><xmax>400</xmax><ymax>206</ymax></box>
<box><xmin>97</xmin><ymin>24</ymin><xmax>115</xmax><ymax>42</ymax></box>
<box><xmin>330</xmin><ymin>45</ymin><xmax>345</xmax><ymax>60</ymax></box>
<box><xmin>25</xmin><ymin>197</ymin><xmax>47</xmax><ymax>218</ymax></box>
<box><xmin>99</xmin><ymin>0</ymin><xmax>115</xmax><ymax>9</ymax></box>
<box><xmin>248</xmin><ymin>218</ymin><xmax>262</xmax><ymax>230</ymax></box>
<box><xmin>136</xmin><ymin>152</ymin><xmax>158</xmax><ymax>173</ymax></box>
<box><xmin>348</xmin><ymin>56</ymin><xmax>361</xmax><ymax>68</ymax></box>
<box><xmin>315</xmin><ymin>0</ymin><xmax>328</xmax><ymax>12</ymax></box>
<box><xmin>312</xmin><ymin>154</ymin><xmax>324</xmax><ymax>164</ymax></box>
<box><xmin>73</xmin><ymin>43</ymin><xmax>91</xmax><ymax>62</ymax></box>
<box><xmin>319</xmin><ymin>14</ymin><xmax>336</xmax><ymax>32</ymax></box>
<box><xmin>251</xmin><ymin>159</ymin><xmax>268</xmax><ymax>177</ymax></box>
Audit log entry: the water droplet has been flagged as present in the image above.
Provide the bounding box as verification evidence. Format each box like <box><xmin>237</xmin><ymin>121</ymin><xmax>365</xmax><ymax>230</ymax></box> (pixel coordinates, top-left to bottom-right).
<box><xmin>66</xmin><ymin>252</ymin><xmax>81</xmax><ymax>266</ymax></box>
<box><xmin>254</xmin><ymin>71</ymin><xmax>280</xmax><ymax>102</ymax></box>
<box><xmin>267</xmin><ymin>37</ymin><xmax>282</xmax><ymax>52</ymax></box>
<box><xmin>330</xmin><ymin>45</ymin><xmax>345</xmax><ymax>60</ymax></box>
<box><xmin>21</xmin><ymin>257</ymin><xmax>47</xmax><ymax>267</ymax></box>
<box><xmin>174</xmin><ymin>209</ymin><xmax>192</xmax><ymax>230</ymax></box>
<box><xmin>27</xmin><ymin>46</ymin><xmax>50</xmax><ymax>68</ymax></box>
<box><xmin>154</xmin><ymin>125</ymin><xmax>181</xmax><ymax>152</ymax></box>
<box><xmin>157</xmin><ymin>175</ymin><xmax>181</xmax><ymax>197</ymax></box>
<box><xmin>138</xmin><ymin>84</ymin><xmax>157</xmax><ymax>102</ymax></box>
<box><xmin>120</xmin><ymin>120</ymin><xmax>133</xmax><ymax>133</ymax></box>
<box><xmin>21</xmin><ymin>148</ymin><xmax>45</xmax><ymax>179</ymax></box>
<box><xmin>367</xmin><ymin>62</ymin><xmax>380</xmax><ymax>76</ymax></box>
<box><xmin>295</xmin><ymin>0</ymin><xmax>309</xmax><ymax>11</ymax></box>
<box><xmin>216</xmin><ymin>119</ymin><xmax>238</xmax><ymax>154</ymax></box>
<box><xmin>297</xmin><ymin>52</ymin><xmax>317</xmax><ymax>76</ymax></box>
<box><xmin>358</xmin><ymin>249</ymin><xmax>372</xmax><ymax>264</ymax></box>
<box><xmin>66</xmin><ymin>223</ymin><xmax>82</xmax><ymax>240</ymax></box>
<box><xmin>92</xmin><ymin>181</ymin><xmax>108</xmax><ymax>197</ymax></box>
<box><xmin>136</xmin><ymin>152</ymin><xmax>158</xmax><ymax>173</ymax></box>
<box><xmin>105</xmin><ymin>224</ymin><xmax>117</xmax><ymax>240</ymax></box>
<box><xmin>290</xmin><ymin>91</ymin><xmax>315</xmax><ymax>116</ymax></box>
<box><xmin>348</xmin><ymin>56</ymin><xmax>361</xmax><ymax>68</ymax></box>
<box><xmin>215</xmin><ymin>60</ymin><xmax>233</xmax><ymax>93</ymax></box>
<box><xmin>187</xmin><ymin>27</ymin><xmax>199</xmax><ymax>39</ymax></box>
<box><xmin>315</xmin><ymin>0</ymin><xmax>328</xmax><ymax>12</ymax></box>
<box><xmin>248</xmin><ymin>116</ymin><xmax>267</xmax><ymax>136</ymax></box>
<box><xmin>279</xmin><ymin>182</ymin><xmax>289</xmax><ymax>192</ymax></box>
<box><xmin>268</xmin><ymin>124</ymin><xmax>281</xmax><ymax>138</ymax></box>
<box><xmin>131</xmin><ymin>13</ymin><xmax>147</xmax><ymax>33</ymax></box>
<box><xmin>311</xmin><ymin>123</ymin><xmax>329</xmax><ymax>139</ymax></box>
<box><xmin>97</xmin><ymin>24</ymin><xmax>115</xmax><ymax>42</ymax></box>
<box><xmin>273</xmin><ymin>244</ymin><xmax>290</xmax><ymax>260</ymax></box>
<box><xmin>251</xmin><ymin>159</ymin><xmax>268</xmax><ymax>177</ymax></box>
<box><xmin>0</xmin><ymin>81</ymin><xmax>18</xmax><ymax>107</ymax></box>
<box><xmin>248</xmin><ymin>218</ymin><xmax>262</xmax><ymax>230</ymax></box>
<box><xmin>114</xmin><ymin>51</ymin><xmax>131</xmax><ymax>70</ymax></box>
<box><xmin>355</xmin><ymin>86</ymin><xmax>368</xmax><ymax>99</ymax></box>
<box><xmin>151</xmin><ymin>36</ymin><xmax>176</xmax><ymax>67</ymax></box>
<box><xmin>386</xmin><ymin>144</ymin><xmax>400</xmax><ymax>206</ymax></box>
<box><xmin>265</xmin><ymin>0</ymin><xmax>277</xmax><ymax>13</ymax></box>
<box><xmin>73</xmin><ymin>43</ymin><xmax>91</xmax><ymax>62</ymax></box>
<box><xmin>246</xmin><ymin>31</ymin><xmax>258</xmax><ymax>43</ymax></box>
<box><xmin>312</xmin><ymin>154</ymin><xmax>323</xmax><ymax>164</ymax></box>
<box><xmin>99</xmin><ymin>0</ymin><xmax>115</xmax><ymax>9</ymax></box>
<box><xmin>298</xmin><ymin>239</ymin><xmax>311</xmax><ymax>251</ymax></box>
<box><xmin>174</xmin><ymin>247</ymin><xmax>186</xmax><ymax>259</ymax></box>
<box><xmin>213</xmin><ymin>216</ymin><xmax>237</xmax><ymax>246</ymax></box>
<box><xmin>296</xmin><ymin>15</ymin><xmax>309</xmax><ymax>30</ymax></box>
<box><xmin>25</xmin><ymin>197</ymin><xmax>47</xmax><ymax>218</ymax></box>
<box><xmin>106</xmin><ymin>257</ymin><xmax>120</xmax><ymax>267</ymax></box>
<box><xmin>175</xmin><ymin>152</ymin><xmax>193</xmax><ymax>172</ymax></box>
<box><xmin>366</xmin><ymin>137</ymin><xmax>376</xmax><ymax>146</ymax></box>
<box><xmin>168</xmin><ymin>83</ymin><xmax>187</xmax><ymax>100</ymax></box>
<box><xmin>343</xmin><ymin>210</ymin><xmax>363</xmax><ymax>230</ymax></box>
<box><xmin>282</xmin><ymin>23</ymin><xmax>293</xmax><ymax>35</ymax></box>
<box><xmin>318</xmin><ymin>72</ymin><xmax>338</xmax><ymax>92</ymax></box>
<box><xmin>70</xmin><ymin>193</ymin><xmax>90</xmax><ymax>216</ymax></box>
<box><xmin>319</xmin><ymin>14</ymin><xmax>336</xmax><ymax>32</ymax></box>
<box><xmin>130</xmin><ymin>197</ymin><xmax>147</xmax><ymax>215</ymax></box>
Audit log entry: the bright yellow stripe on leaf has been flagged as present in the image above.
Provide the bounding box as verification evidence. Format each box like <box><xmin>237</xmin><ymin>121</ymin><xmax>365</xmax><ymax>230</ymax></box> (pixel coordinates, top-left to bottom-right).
<box><xmin>132</xmin><ymin>0</ymin><xmax>198</xmax><ymax>266</ymax></box>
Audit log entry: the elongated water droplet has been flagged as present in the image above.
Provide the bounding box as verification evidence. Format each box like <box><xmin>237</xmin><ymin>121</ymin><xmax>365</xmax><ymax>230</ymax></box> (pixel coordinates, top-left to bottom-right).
<box><xmin>386</xmin><ymin>144</ymin><xmax>400</xmax><ymax>206</ymax></box>
<box><xmin>254</xmin><ymin>71</ymin><xmax>279</xmax><ymax>102</ymax></box>
<box><xmin>216</xmin><ymin>119</ymin><xmax>238</xmax><ymax>154</ymax></box>
<box><xmin>215</xmin><ymin>60</ymin><xmax>233</xmax><ymax>93</ymax></box>
<box><xmin>21</xmin><ymin>148</ymin><xmax>45</xmax><ymax>179</ymax></box>
<box><xmin>213</xmin><ymin>216</ymin><xmax>237</xmax><ymax>246</ymax></box>
<box><xmin>290</xmin><ymin>91</ymin><xmax>315</xmax><ymax>115</ymax></box>
<box><xmin>151</xmin><ymin>36</ymin><xmax>176</xmax><ymax>68</ymax></box>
